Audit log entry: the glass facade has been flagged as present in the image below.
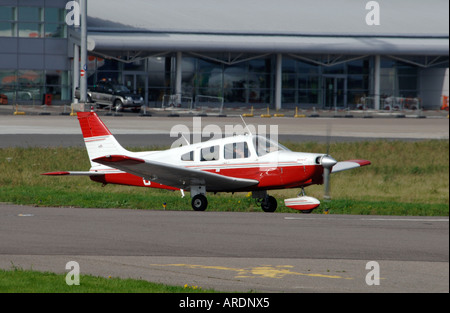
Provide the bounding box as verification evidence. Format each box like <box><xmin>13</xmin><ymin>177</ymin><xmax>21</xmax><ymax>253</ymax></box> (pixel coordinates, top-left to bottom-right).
<box><xmin>380</xmin><ymin>58</ymin><xmax>419</xmax><ymax>98</ymax></box>
<box><xmin>0</xmin><ymin>6</ymin><xmax>66</xmax><ymax>38</ymax></box>
<box><xmin>181</xmin><ymin>56</ymin><xmax>273</xmax><ymax>107</ymax></box>
<box><xmin>0</xmin><ymin>4</ymin><xmax>69</xmax><ymax>103</ymax></box>
<box><xmin>81</xmin><ymin>54</ymin><xmax>447</xmax><ymax>109</ymax></box>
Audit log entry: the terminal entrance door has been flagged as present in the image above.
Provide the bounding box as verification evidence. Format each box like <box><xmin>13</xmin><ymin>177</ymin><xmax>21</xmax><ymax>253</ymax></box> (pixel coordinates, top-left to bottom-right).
<box><xmin>123</xmin><ymin>72</ymin><xmax>148</xmax><ymax>105</ymax></box>
<box><xmin>323</xmin><ymin>75</ymin><xmax>347</xmax><ymax>109</ymax></box>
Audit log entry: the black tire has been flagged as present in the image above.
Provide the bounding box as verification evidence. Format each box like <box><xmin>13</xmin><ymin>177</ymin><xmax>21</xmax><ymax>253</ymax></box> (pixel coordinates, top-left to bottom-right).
<box><xmin>114</xmin><ymin>99</ymin><xmax>123</xmax><ymax>112</ymax></box>
<box><xmin>192</xmin><ymin>194</ymin><xmax>208</xmax><ymax>211</ymax></box>
<box><xmin>261</xmin><ymin>195</ymin><xmax>277</xmax><ymax>213</ymax></box>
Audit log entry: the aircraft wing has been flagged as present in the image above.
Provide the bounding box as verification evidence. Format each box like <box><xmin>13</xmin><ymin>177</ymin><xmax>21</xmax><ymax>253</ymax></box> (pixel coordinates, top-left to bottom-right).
<box><xmin>331</xmin><ymin>160</ymin><xmax>371</xmax><ymax>173</ymax></box>
<box><xmin>92</xmin><ymin>155</ymin><xmax>259</xmax><ymax>192</ymax></box>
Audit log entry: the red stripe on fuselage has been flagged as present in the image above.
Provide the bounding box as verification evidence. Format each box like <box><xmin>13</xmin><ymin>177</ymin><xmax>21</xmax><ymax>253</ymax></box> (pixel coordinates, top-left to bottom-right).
<box><xmin>89</xmin><ymin>164</ymin><xmax>324</xmax><ymax>191</ymax></box>
<box><xmin>199</xmin><ymin>164</ymin><xmax>324</xmax><ymax>190</ymax></box>
<box><xmin>89</xmin><ymin>172</ymin><xmax>178</xmax><ymax>191</ymax></box>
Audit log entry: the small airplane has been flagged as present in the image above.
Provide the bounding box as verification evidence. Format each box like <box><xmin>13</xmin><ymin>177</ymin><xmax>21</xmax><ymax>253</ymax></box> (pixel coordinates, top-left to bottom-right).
<box><xmin>43</xmin><ymin>110</ymin><xmax>371</xmax><ymax>213</ymax></box>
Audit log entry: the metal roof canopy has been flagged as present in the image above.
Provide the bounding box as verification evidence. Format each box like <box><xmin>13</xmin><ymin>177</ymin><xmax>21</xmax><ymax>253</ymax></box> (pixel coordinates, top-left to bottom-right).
<box><xmin>79</xmin><ymin>0</ymin><xmax>449</xmax><ymax>60</ymax></box>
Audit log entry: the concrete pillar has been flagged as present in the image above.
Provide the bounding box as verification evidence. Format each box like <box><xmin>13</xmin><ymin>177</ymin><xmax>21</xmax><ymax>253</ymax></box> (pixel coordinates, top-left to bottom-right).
<box><xmin>275</xmin><ymin>53</ymin><xmax>282</xmax><ymax>110</ymax></box>
<box><xmin>176</xmin><ymin>51</ymin><xmax>183</xmax><ymax>104</ymax></box>
<box><xmin>374</xmin><ymin>55</ymin><xmax>381</xmax><ymax>110</ymax></box>
<box><xmin>72</xmin><ymin>44</ymin><xmax>79</xmax><ymax>103</ymax></box>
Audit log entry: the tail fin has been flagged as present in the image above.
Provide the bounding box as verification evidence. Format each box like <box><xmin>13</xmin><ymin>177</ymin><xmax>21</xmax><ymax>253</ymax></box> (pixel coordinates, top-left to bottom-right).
<box><xmin>77</xmin><ymin>111</ymin><xmax>128</xmax><ymax>167</ymax></box>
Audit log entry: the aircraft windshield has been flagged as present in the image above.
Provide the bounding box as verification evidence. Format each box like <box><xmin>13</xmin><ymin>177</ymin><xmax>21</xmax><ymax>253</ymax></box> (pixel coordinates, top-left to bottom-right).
<box><xmin>252</xmin><ymin>135</ymin><xmax>290</xmax><ymax>156</ymax></box>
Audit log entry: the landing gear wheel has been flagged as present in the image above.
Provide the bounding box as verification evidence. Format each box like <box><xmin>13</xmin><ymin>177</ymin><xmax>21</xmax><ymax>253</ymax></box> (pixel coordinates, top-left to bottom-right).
<box><xmin>261</xmin><ymin>196</ymin><xmax>277</xmax><ymax>213</ymax></box>
<box><xmin>191</xmin><ymin>194</ymin><xmax>208</xmax><ymax>211</ymax></box>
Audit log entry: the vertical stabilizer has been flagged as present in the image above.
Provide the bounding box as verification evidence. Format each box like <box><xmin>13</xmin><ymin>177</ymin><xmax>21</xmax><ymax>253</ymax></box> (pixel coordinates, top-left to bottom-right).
<box><xmin>77</xmin><ymin>111</ymin><xmax>128</xmax><ymax>167</ymax></box>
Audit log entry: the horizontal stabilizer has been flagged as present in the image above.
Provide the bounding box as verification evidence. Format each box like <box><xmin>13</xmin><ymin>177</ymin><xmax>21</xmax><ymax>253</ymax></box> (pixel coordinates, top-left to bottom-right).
<box><xmin>41</xmin><ymin>171</ymin><xmax>105</xmax><ymax>176</ymax></box>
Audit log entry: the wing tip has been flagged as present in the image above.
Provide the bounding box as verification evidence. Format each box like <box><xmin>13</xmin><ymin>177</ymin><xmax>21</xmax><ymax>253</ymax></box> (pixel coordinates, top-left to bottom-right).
<box><xmin>41</xmin><ymin>171</ymin><xmax>70</xmax><ymax>176</ymax></box>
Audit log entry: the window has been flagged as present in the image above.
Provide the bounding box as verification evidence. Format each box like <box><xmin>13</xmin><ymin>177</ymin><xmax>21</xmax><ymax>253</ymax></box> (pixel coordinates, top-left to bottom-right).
<box><xmin>253</xmin><ymin>136</ymin><xmax>290</xmax><ymax>157</ymax></box>
<box><xmin>224</xmin><ymin>142</ymin><xmax>250</xmax><ymax>159</ymax></box>
<box><xmin>201</xmin><ymin>145</ymin><xmax>220</xmax><ymax>162</ymax></box>
<box><xmin>0</xmin><ymin>7</ymin><xmax>15</xmax><ymax>37</ymax></box>
<box><xmin>45</xmin><ymin>8</ymin><xmax>66</xmax><ymax>38</ymax></box>
<box><xmin>0</xmin><ymin>6</ymin><xmax>66</xmax><ymax>38</ymax></box>
<box><xmin>181</xmin><ymin>151</ymin><xmax>194</xmax><ymax>162</ymax></box>
<box><xmin>18</xmin><ymin>7</ymin><xmax>42</xmax><ymax>38</ymax></box>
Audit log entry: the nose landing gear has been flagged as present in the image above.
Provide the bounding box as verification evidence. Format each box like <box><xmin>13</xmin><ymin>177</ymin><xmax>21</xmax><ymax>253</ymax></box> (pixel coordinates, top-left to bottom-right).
<box><xmin>253</xmin><ymin>191</ymin><xmax>278</xmax><ymax>213</ymax></box>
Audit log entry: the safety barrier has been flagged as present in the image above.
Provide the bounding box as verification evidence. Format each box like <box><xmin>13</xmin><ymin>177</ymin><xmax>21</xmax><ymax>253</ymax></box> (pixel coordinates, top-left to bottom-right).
<box><xmin>442</xmin><ymin>95</ymin><xmax>449</xmax><ymax>111</ymax></box>
<box><xmin>0</xmin><ymin>94</ymin><xmax>8</xmax><ymax>105</ymax></box>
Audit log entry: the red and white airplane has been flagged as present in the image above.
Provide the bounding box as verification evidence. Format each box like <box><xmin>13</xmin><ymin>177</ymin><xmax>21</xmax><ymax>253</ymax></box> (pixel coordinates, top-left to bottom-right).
<box><xmin>43</xmin><ymin>111</ymin><xmax>371</xmax><ymax>213</ymax></box>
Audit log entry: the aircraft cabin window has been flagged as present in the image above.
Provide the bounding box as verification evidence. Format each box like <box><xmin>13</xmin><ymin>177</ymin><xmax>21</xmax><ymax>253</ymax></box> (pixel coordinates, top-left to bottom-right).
<box><xmin>224</xmin><ymin>142</ymin><xmax>250</xmax><ymax>159</ymax></box>
<box><xmin>181</xmin><ymin>151</ymin><xmax>194</xmax><ymax>161</ymax></box>
<box><xmin>253</xmin><ymin>135</ymin><xmax>290</xmax><ymax>157</ymax></box>
<box><xmin>201</xmin><ymin>145</ymin><xmax>220</xmax><ymax>161</ymax></box>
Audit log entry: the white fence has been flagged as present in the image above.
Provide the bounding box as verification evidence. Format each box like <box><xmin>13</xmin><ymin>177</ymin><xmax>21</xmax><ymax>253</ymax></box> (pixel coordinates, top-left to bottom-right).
<box><xmin>162</xmin><ymin>94</ymin><xmax>224</xmax><ymax>114</ymax></box>
<box><xmin>161</xmin><ymin>94</ymin><xmax>193</xmax><ymax>110</ymax></box>
<box><xmin>357</xmin><ymin>96</ymin><xmax>421</xmax><ymax>111</ymax></box>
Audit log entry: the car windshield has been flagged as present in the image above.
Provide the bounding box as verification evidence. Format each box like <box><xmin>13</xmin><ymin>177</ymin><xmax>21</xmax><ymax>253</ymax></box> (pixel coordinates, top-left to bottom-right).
<box><xmin>113</xmin><ymin>85</ymin><xmax>130</xmax><ymax>93</ymax></box>
<box><xmin>252</xmin><ymin>135</ymin><xmax>290</xmax><ymax>156</ymax></box>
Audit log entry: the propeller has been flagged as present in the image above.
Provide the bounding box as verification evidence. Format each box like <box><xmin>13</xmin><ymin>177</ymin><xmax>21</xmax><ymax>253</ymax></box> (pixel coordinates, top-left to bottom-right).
<box><xmin>321</xmin><ymin>155</ymin><xmax>337</xmax><ymax>201</ymax></box>
<box><xmin>322</xmin><ymin>123</ymin><xmax>336</xmax><ymax>202</ymax></box>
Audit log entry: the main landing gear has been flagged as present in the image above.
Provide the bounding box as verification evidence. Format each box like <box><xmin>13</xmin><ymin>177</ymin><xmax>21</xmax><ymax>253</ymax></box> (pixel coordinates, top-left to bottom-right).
<box><xmin>191</xmin><ymin>194</ymin><xmax>208</xmax><ymax>211</ymax></box>
<box><xmin>189</xmin><ymin>187</ymin><xmax>278</xmax><ymax>213</ymax></box>
<box><xmin>190</xmin><ymin>186</ymin><xmax>208</xmax><ymax>211</ymax></box>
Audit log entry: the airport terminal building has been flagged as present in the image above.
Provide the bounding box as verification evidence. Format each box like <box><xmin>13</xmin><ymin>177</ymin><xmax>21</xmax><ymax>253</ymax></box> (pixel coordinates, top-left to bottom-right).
<box><xmin>0</xmin><ymin>0</ymin><xmax>448</xmax><ymax>110</ymax></box>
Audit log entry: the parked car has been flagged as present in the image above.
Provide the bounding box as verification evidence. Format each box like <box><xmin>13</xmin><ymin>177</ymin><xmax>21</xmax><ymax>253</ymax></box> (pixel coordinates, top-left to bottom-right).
<box><xmin>76</xmin><ymin>81</ymin><xmax>143</xmax><ymax>112</ymax></box>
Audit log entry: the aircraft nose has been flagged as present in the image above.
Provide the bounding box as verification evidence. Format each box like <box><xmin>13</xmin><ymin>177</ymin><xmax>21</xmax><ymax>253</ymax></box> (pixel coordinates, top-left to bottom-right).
<box><xmin>321</xmin><ymin>155</ymin><xmax>337</xmax><ymax>169</ymax></box>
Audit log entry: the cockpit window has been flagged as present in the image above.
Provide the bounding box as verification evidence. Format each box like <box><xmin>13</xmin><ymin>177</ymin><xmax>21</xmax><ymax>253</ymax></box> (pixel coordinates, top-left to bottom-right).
<box><xmin>181</xmin><ymin>151</ymin><xmax>194</xmax><ymax>161</ymax></box>
<box><xmin>224</xmin><ymin>142</ymin><xmax>250</xmax><ymax>159</ymax></box>
<box><xmin>252</xmin><ymin>136</ymin><xmax>290</xmax><ymax>156</ymax></box>
<box><xmin>201</xmin><ymin>145</ymin><xmax>220</xmax><ymax>161</ymax></box>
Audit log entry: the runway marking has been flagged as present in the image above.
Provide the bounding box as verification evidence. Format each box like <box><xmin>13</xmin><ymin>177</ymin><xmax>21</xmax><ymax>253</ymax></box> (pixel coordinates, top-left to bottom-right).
<box><xmin>149</xmin><ymin>264</ymin><xmax>352</xmax><ymax>280</ymax></box>
<box><xmin>284</xmin><ymin>217</ymin><xmax>449</xmax><ymax>222</ymax></box>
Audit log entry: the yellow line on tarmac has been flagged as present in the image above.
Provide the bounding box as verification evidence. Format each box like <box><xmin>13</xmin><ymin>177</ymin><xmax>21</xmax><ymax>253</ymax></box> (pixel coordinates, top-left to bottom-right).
<box><xmin>149</xmin><ymin>263</ymin><xmax>353</xmax><ymax>280</ymax></box>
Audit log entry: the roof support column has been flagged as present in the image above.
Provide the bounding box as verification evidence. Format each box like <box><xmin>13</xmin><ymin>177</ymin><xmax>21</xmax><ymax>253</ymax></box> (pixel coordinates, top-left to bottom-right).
<box><xmin>79</xmin><ymin>0</ymin><xmax>88</xmax><ymax>104</ymax></box>
<box><xmin>374</xmin><ymin>55</ymin><xmax>381</xmax><ymax>110</ymax></box>
<box><xmin>275</xmin><ymin>53</ymin><xmax>283</xmax><ymax>110</ymax></box>
<box><xmin>176</xmin><ymin>52</ymin><xmax>183</xmax><ymax>103</ymax></box>
<box><xmin>72</xmin><ymin>44</ymin><xmax>79</xmax><ymax>104</ymax></box>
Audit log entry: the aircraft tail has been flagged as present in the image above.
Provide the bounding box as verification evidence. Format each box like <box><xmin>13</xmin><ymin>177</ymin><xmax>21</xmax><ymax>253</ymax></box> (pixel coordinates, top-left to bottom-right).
<box><xmin>77</xmin><ymin>111</ymin><xmax>128</xmax><ymax>167</ymax></box>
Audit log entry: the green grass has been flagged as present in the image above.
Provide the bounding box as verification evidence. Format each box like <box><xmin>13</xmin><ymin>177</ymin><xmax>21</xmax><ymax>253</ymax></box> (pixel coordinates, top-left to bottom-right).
<box><xmin>0</xmin><ymin>140</ymin><xmax>448</xmax><ymax>216</ymax></box>
<box><xmin>0</xmin><ymin>268</ymin><xmax>218</xmax><ymax>293</ymax></box>
<box><xmin>0</xmin><ymin>140</ymin><xmax>448</xmax><ymax>292</ymax></box>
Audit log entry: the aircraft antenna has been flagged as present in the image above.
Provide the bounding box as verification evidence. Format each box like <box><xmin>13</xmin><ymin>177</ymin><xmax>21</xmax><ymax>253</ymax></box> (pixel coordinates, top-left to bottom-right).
<box><xmin>181</xmin><ymin>134</ymin><xmax>190</xmax><ymax>145</ymax></box>
<box><xmin>240</xmin><ymin>115</ymin><xmax>253</xmax><ymax>136</ymax></box>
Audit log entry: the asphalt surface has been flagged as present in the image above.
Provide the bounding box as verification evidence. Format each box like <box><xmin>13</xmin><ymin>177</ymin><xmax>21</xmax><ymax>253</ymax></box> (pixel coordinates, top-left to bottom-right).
<box><xmin>0</xmin><ymin>112</ymin><xmax>449</xmax><ymax>293</ymax></box>
<box><xmin>0</xmin><ymin>113</ymin><xmax>448</xmax><ymax>148</ymax></box>
<box><xmin>0</xmin><ymin>205</ymin><xmax>448</xmax><ymax>293</ymax></box>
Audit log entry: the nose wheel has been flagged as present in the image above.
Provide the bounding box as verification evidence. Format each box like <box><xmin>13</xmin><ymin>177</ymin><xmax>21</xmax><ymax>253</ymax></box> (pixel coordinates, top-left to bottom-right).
<box><xmin>260</xmin><ymin>195</ymin><xmax>277</xmax><ymax>213</ymax></box>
